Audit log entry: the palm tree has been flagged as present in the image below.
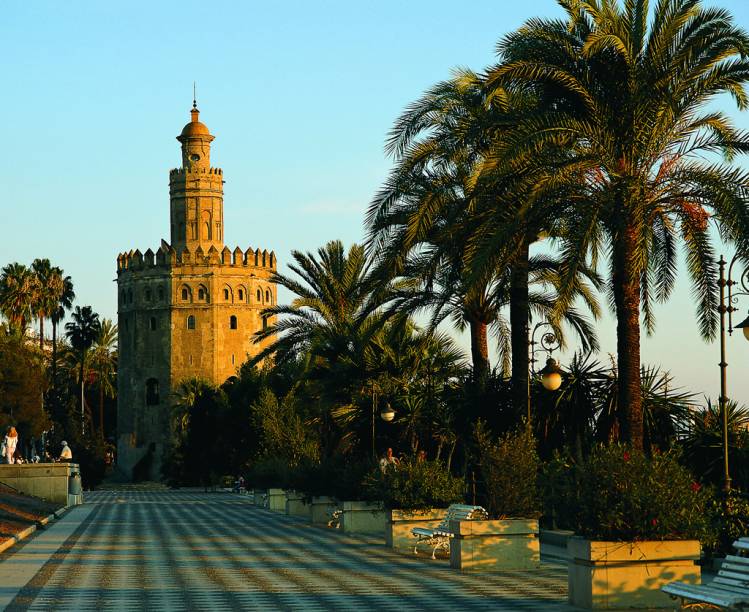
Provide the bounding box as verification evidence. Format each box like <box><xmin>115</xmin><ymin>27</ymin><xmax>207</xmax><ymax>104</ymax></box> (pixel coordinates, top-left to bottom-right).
<box><xmin>30</xmin><ymin>258</ymin><xmax>64</xmax><ymax>351</ymax></box>
<box><xmin>489</xmin><ymin>0</ymin><xmax>749</xmax><ymax>449</ymax></box>
<box><xmin>50</xmin><ymin>272</ymin><xmax>75</xmax><ymax>382</ymax></box>
<box><xmin>90</xmin><ymin>319</ymin><xmax>118</xmax><ymax>439</ymax></box>
<box><xmin>252</xmin><ymin>240</ymin><xmax>378</xmax><ymax>366</ymax></box>
<box><xmin>65</xmin><ymin>306</ymin><xmax>101</xmax><ymax>436</ymax></box>
<box><xmin>0</xmin><ymin>263</ymin><xmax>36</xmax><ymax>334</ymax></box>
<box><xmin>367</xmin><ymin>70</ymin><xmax>601</xmax><ymax>408</ymax></box>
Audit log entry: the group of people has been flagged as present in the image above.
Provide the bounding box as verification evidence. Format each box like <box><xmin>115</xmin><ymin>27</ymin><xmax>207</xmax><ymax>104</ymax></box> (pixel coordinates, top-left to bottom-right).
<box><xmin>379</xmin><ymin>447</ymin><xmax>427</xmax><ymax>473</ymax></box>
<box><xmin>1</xmin><ymin>427</ymin><xmax>72</xmax><ymax>465</ymax></box>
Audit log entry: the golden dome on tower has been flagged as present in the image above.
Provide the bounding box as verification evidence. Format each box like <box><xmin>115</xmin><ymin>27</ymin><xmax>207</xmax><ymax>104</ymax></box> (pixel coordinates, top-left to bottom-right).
<box><xmin>179</xmin><ymin>103</ymin><xmax>211</xmax><ymax>138</ymax></box>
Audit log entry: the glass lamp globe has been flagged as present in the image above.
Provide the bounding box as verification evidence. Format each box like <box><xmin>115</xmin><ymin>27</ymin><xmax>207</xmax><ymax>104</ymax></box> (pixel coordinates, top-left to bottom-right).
<box><xmin>737</xmin><ymin>313</ymin><xmax>749</xmax><ymax>341</ymax></box>
<box><xmin>540</xmin><ymin>358</ymin><xmax>563</xmax><ymax>391</ymax></box>
<box><xmin>380</xmin><ymin>406</ymin><xmax>395</xmax><ymax>422</ymax></box>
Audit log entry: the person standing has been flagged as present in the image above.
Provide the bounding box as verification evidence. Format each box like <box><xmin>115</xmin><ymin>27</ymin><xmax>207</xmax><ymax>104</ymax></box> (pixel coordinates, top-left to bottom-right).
<box><xmin>4</xmin><ymin>427</ymin><xmax>18</xmax><ymax>465</ymax></box>
<box><xmin>59</xmin><ymin>441</ymin><xmax>72</xmax><ymax>462</ymax></box>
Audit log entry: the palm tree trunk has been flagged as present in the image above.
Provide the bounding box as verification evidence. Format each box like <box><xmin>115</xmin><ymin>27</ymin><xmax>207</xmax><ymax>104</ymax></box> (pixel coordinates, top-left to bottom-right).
<box><xmin>469</xmin><ymin>318</ymin><xmax>490</xmax><ymax>382</ymax></box>
<box><xmin>51</xmin><ymin>320</ymin><xmax>57</xmax><ymax>383</ymax></box>
<box><xmin>39</xmin><ymin>318</ymin><xmax>44</xmax><ymax>350</ymax></box>
<box><xmin>510</xmin><ymin>239</ymin><xmax>530</xmax><ymax>421</ymax></box>
<box><xmin>99</xmin><ymin>385</ymin><xmax>105</xmax><ymax>440</ymax></box>
<box><xmin>79</xmin><ymin>354</ymin><xmax>86</xmax><ymax>436</ymax></box>
<box><xmin>613</xmin><ymin>221</ymin><xmax>643</xmax><ymax>451</ymax></box>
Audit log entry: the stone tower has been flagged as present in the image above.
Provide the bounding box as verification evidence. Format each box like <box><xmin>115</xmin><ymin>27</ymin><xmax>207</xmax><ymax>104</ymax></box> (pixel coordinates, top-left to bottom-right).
<box><xmin>116</xmin><ymin>103</ymin><xmax>277</xmax><ymax>480</ymax></box>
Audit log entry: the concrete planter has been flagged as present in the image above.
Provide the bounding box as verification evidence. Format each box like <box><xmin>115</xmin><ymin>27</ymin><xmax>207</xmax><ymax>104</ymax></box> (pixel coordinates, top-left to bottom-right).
<box><xmin>267</xmin><ymin>488</ymin><xmax>287</xmax><ymax>512</ymax></box>
<box><xmin>285</xmin><ymin>491</ymin><xmax>309</xmax><ymax>518</ymax></box>
<box><xmin>450</xmin><ymin>518</ymin><xmax>539</xmax><ymax>571</ymax></box>
<box><xmin>567</xmin><ymin>537</ymin><xmax>701</xmax><ymax>609</ymax></box>
<box><xmin>340</xmin><ymin>501</ymin><xmax>386</xmax><ymax>535</ymax></box>
<box><xmin>387</xmin><ymin>508</ymin><xmax>447</xmax><ymax>552</ymax></box>
<box><xmin>309</xmin><ymin>496</ymin><xmax>338</xmax><ymax>525</ymax></box>
<box><xmin>0</xmin><ymin>463</ymin><xmax>83</xmax><ymax>506</ymax></box>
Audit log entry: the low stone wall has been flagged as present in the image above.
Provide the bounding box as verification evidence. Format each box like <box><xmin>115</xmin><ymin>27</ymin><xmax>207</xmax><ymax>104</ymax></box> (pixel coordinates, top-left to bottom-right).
<box><xmin>0</xmin><ymin>463</ymin><xmax>83</xmax><ymax>506</ymax></box>
<box><xmin>309</xmin><ymin>496</ymin><xmax>338</xmax><ymax>525</ymax></box>
<box><xmin>285</xmin><ymin>491</ymin><xmax>309</xmax><ymax>518</ymax></box>
<box><xmin>340</xmin><ymin>501</ymin><xmax>386</xmax><ymax>535</ymax></box>
<box><xmin>450</xmin><ymin>518</ymin><xmax>540</xmax><ymax>571</ymax></box>
<box><xmin>267</xmin><ymin>488</ymin><xmax>286</xmax><ymax>512</ymax></box>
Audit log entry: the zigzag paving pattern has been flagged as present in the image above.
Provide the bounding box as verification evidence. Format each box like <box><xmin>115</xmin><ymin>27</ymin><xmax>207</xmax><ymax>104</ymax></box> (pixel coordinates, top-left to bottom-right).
<box><xmin>0</xmin><ymin>490</ymin><xmax>574</xmax><ymax>611</ymax></box>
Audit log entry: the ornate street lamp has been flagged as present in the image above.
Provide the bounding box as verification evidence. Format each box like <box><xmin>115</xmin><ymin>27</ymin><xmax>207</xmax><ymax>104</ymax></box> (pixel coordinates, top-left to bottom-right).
<box><xmin>539</xmin><ymin>357</ymin><xmax>564</xmax><ymax>391</ymax></box>
<box><xmin>716</xmin><ymin>254</ymin><xmax>749</xmax><ymax>492</ymax></box>
<box><xmin>380</xmin><ymin>403</ymin><xmax>396</xmax><ymax>422</ymax></box>
<box><xmin>528</xmin><ymin>321</ymin><xmax>563</xmax><ymax>422</ymax></box>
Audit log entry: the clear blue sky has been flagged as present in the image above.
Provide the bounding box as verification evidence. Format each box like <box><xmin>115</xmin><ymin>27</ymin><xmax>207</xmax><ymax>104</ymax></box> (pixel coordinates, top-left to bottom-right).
<box><xmin>3</xmin><ymin>0</ymin><xmax>749</xmax><ymax>406</ymax></box>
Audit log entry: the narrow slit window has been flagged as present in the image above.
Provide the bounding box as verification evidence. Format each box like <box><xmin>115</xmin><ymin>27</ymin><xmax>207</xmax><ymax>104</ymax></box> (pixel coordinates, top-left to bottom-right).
<box><xmin>224</xmin><ymin>288</ymin><xmax>230</xmax><ymax>301</ymax></box>
<box><xmin>230</xmin><ymin>315</ymin><xmax>237</xmax><ymax>330</ymax></box>
<box><xmin>187</xmin><ymin>315</ymin><xmax>195</xmax><ymax>330</ymax></box>
<box><xmin>149</xmin><ymin>316</ymin><xmax>156</xmax><ymax>331</ymax></box>
<box><xmin>182</xmin><ymin>288</ymin><xmax>189</xmax><ymax>301</ymax></box>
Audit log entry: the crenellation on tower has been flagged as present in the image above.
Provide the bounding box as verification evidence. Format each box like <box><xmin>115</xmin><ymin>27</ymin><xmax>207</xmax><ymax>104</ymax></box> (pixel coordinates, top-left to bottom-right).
<box><xmin>116</xmin><ymin>102</ymin><xmax>277</xmax><ymax>481</ymax></box>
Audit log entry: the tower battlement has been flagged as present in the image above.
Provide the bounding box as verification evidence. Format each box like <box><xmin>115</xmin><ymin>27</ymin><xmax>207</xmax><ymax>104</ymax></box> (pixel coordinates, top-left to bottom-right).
<box><xmin>169</xmin><ymin>167</ymin><xmax>223</xmax><ymax>177</ymax></box>
<box><xmin>117</xmin><ymin>244</ymin><xmax>276</xmax><ymax>272</ymax></box>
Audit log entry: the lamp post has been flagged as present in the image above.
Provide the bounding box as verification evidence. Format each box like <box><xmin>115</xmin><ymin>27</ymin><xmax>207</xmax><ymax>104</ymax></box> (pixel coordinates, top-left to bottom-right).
<box><xmin>716</xmin><ymin>254</ymin><xmax>749</xmax><ymax>492</ymax></box>
<box><xmin>371</xmin><ymin>385</ymin><xmax>396</xmax><ymax>458</ymax></box>
<box><xmin>528</xmin><ymin>321</ymin><xmax>563</xmax><ymax>422</ymax></box>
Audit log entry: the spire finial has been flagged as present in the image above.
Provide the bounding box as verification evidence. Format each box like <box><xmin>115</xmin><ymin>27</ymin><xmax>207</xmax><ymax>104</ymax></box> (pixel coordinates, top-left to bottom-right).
<box><xmin>192</xmin><ymin>81</ymin><xmax>197</xmax><ymax>110</ymax></box>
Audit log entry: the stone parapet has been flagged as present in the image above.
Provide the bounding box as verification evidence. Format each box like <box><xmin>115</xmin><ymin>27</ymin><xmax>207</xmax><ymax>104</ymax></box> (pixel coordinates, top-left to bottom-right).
<box><xmin>0</xmin><ymin>463</ymin><xmax>83</xmax><ymax>506</ymax></box>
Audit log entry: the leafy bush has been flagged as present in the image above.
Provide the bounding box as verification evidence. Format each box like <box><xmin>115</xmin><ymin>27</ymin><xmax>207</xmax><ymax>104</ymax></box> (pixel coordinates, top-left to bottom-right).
<box><xmin>475</xmin><ymin>422</ymin><xmax>540</xmax><ymax>518</ymax></box>
<box><xmin>709</xmin><ymin>492</ymin><xmax>749</xmax><ymax>557</ymax></box>
<box><xmin>246</xmin><ymin>456</ymin><xmax>292</xmax><ymax>489</ymax></box>
<box><xmin>288</xmin><ymin>456</ymin><xmax>375</xmax><ymax>502</ymax></box>
<box><xmin>362</xmin><ymin>456</ymin><xmax>465</xmax><ymax>510</ymax></box>
<box><xmin>547</xmin><ymin>445</ymin><xmax>716</xmax><ymax>544</ymax></box>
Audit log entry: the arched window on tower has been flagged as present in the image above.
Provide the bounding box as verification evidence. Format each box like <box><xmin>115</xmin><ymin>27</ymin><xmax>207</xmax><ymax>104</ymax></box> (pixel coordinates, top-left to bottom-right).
<box><xmin>145</xmin><ymin>378</ymin><xmax>160</xmax><ymax>406</ymax></box>
<box><xmin>257</xmin><ymin>289</ymin><xmax>262</xmax><ymax>302</ymax></box>
<box><xmin>224</xmin><ymin>288</ymin><xmax>230</xmax><ymax>301</ymax></box>
<box><xmin>266</xmin><ymin>290</ymin><xmax>270</xmax><ymax>303</ymax></box>
<box><xmin>181</xmin><ymin>287</ymin><xmax>190</xmax><ymax>301</ymax></box>
<box><xmin>145</xmin><ymin>289</ymin><xmax>152</xmax><ymax>302</ymax></box>
<box><xmin>187</xmin><ymin>315</ymin><xmax>195</xmax><ymax>330</ymax></box>
<box><xmin>238</xmin><ymin>289</ymin><xmax>244</xmax><ymax>301</ymax></box>
<box><xmin>149</xmin><ymin>317</ymin><xmax>156</xmax><ymax>331</ymax></box>
<box><xmin>230</xmin><ymin>315</ymin><xmax>237</xmax><ymax>330</ymax></box>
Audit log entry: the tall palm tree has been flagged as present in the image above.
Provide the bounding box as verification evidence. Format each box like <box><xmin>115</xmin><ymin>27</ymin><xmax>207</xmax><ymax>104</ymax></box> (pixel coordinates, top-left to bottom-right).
<box><xmin>90</xmin><ymin>319</ymin><xmax>118</xmax><ymax>439</ymax></box>
<box><xmin>0</xmin><ymin>263</ymin><xmax>36</xmax><ymax>334</ymax></box>
<box><xmin>489</xmin><ymin>0</ymin><xmax>749</xmax><ymax>449</ymax></box>
<box><xmin>65</xmin><ymin>306</ymin><xmax>101</xmax><ymax>436</ymax></box>
<box><xmin>50</xmin><ymin>272</ymin><xmax>75</xmax><ymax>382</ymax></box>
<box><xmin>367</xmin><ymin>70</ymin><xmax>601</xmax><ymax>409</ymax></box>
<box><xmin>30</xmin><ymin>259</ymin><xmax>63</xmax><ymax>350</ymax></box>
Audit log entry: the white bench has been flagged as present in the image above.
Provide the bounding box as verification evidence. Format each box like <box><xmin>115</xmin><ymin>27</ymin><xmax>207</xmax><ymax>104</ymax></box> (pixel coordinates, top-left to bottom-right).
<box><xmin>663</xmin><ymin>538</ymin><xmax>749</xmax><ymax>609</ymax></box>
<box><xmin>411</xmin><ymin>504</ymin><xmax>488</xmax><ymax>559</ymax></box>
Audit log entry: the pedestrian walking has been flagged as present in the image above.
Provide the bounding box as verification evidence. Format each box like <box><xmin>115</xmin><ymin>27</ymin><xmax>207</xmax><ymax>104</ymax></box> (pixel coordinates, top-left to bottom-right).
<box><xmin>3</xmin><ymin>427</ymin><xmax>18</xmax><ymax>464</ymax></box>
<box><xmin>59</xmin><ymin>440</ymin><xmax>72</xmax><ymax>462</ymax></box>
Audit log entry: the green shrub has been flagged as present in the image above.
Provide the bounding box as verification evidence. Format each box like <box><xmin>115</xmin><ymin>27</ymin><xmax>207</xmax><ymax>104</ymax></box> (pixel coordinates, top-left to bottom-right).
<box><xmin>709</xmin><ymin>492</ymin><xmax>749</xmax><ymax>557</ymax></box>
<box><xmin>288</xmin><ymin>456</ymin><xmax>375</xmax><ymax>502</ymax></box>
<box><xmin>548</xmin><ymin>445</ymin><xmax>716</xmax><ymax>544</ymax></box>
<box><xmin>475</xmin><ymin>423</ymin><xmax>540</xmax><ymax>518</ymax></box>
<box><xmin>246</xmin><ymin>456</ymin><xmax>292</xmax><ymax>489</ymax></box>
<box><xmin>362</xmin><ymin>456</ymin><xmax>465</xmax><ymax>510</ymax></box>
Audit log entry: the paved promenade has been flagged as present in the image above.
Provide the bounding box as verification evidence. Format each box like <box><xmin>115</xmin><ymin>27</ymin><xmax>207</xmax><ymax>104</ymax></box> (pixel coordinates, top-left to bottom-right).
<box><xmin>0</xmin><ymin>491</ymin><xmax>573</xmax><ymax>611</ymax></box>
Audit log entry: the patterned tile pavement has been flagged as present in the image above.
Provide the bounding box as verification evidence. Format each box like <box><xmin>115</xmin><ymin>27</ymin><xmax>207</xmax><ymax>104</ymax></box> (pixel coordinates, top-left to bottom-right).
<box><xmin>1</xmin><ymin>490</ymin><xmax>576</xmax><ymax>611</ymax></box>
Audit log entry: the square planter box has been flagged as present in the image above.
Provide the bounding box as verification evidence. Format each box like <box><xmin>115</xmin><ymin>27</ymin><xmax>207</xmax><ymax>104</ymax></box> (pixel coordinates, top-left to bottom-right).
<box><xmin>267</xmin><ymin>488</ymin><xmax>287</xmax><ymax>512</ymax></box>
<box><xmin>387</xmin><ymin>508</ymin><xmax>447</xmax><ymax>552</ymax></box>
<box><xmin>450</xmin><ymin>518</ymin><xmax>540</xmax><ymax>571</ymax></box>
<box><xmin>340</xmin><ymin>501</ymin><xmax>386</xmax><ymax>535</ymax></box>
<box><xmin>309</xmin><ymin>496</ymin><xmax>339</xmax><ymax>525</ymax></box>
<box><xmin>567</xmin><ymin>537</ymin><xmax>701</xmax><ymax>609</ymax></box>
<box><xmin>251</xmin><ymin>489</ymin><xmax>266</xmax><ymax>506</ymax></box>
<box><xmin>285</xmin><ymin>491</ymin><xmax>309</xmax><ymax>518</ymax></box>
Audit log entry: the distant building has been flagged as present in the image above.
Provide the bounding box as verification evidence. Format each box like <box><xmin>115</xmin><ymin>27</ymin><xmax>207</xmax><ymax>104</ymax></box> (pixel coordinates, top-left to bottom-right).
<box><xmin>116</xmin><ymin>102</ymin><xmax>276</xmax><ymax>480</ymax></box>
